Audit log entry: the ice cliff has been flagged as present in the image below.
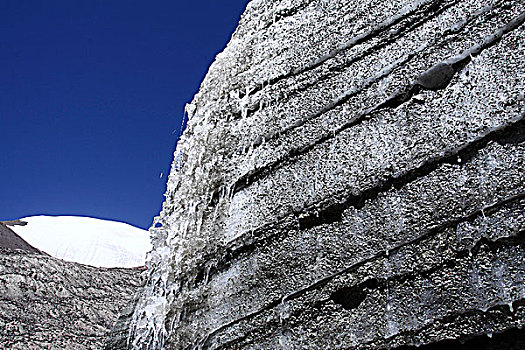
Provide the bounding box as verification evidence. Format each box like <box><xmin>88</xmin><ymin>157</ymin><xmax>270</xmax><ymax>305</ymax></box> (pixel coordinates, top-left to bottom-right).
<box><xmin>117</xmin><ymin>0</ymin><xmax>525</xmax><ymax>348</ymax></box>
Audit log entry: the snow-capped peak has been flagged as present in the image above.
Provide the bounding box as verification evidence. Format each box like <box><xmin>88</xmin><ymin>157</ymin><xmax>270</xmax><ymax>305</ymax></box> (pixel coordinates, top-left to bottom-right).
<box><xmin>8</xmin><ymin>215</ymin><xmax>152</xmax><ymax>268</ymax></box>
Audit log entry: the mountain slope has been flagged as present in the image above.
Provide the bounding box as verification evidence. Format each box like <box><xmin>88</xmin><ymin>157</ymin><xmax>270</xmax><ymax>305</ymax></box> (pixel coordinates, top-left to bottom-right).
<box><xmin>0</xmin><ymin>220</ymin><xmax>40</xmax><ymax>253</ymax></box>
<box><xmin>8</xmin><ymin>215</ymin><xmax>151</xmax><ymax>268</ymax></box>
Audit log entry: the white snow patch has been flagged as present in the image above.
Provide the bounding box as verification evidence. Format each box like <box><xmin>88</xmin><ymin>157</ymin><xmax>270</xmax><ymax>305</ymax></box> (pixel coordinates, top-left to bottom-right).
<box><xmin>9</xmin><ymin>215</ymin><xmax>151</xmax><ymax>268</ymax></box>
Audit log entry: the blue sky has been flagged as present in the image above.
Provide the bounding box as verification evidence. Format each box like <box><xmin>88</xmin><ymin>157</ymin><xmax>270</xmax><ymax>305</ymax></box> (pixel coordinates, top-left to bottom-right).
<box><xmin>0</xmin><ymin>0</ymin><xmax>249</xmax><ymax>229</ymax></box>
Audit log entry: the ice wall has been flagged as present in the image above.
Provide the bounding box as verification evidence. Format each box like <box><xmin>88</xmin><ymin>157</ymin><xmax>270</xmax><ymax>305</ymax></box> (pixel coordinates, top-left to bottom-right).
<box><xmin>119</xmin><ymin>0</ymin><xmax>525</xmax><ymax>348</ymax></box>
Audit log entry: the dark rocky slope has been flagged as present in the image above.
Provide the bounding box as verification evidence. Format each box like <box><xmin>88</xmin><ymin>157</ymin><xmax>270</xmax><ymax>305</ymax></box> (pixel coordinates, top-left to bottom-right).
<box><xmin>121</xmin><ymin>0</ymin><xmax>525</xmax><ymax>349</ymax></box>
<box><xmin>0</xmin><ymin>221</ymin><xmax>39</xmax><ymax>253</ymax></box>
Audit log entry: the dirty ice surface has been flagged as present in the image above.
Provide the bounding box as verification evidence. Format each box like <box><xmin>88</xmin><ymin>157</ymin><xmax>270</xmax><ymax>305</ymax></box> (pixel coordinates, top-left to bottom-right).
<box><xmin>9</xmin><ymin>215</ymin><xmax>151</xmax><ymax>268</ymax></box>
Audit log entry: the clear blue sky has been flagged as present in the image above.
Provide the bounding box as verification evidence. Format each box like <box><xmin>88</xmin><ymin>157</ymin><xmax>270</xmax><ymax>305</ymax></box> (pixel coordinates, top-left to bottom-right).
<box><xmin>0</xmin><ymin>0</ymin><xmax>249</xmax><ymax>229</ymax></box>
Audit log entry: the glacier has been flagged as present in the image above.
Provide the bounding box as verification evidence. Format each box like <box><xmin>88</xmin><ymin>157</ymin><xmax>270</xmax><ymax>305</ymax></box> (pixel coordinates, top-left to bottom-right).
<box><xmin>112</xmin><ymin>0</ymin><xmax>525</xmax><ymax>349</ymax></box>
<box><xmin>9</xmin><ymin>215</ymin><xmax>151</xmax><ymax>268</ymax></box>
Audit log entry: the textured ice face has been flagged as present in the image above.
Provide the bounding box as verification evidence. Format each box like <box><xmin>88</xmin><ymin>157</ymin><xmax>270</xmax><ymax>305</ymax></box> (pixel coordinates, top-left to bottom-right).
<box><xmin>126</xmin><ymin>0</ymin><xmax>525</xmax><ymax>349</ymax></box>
